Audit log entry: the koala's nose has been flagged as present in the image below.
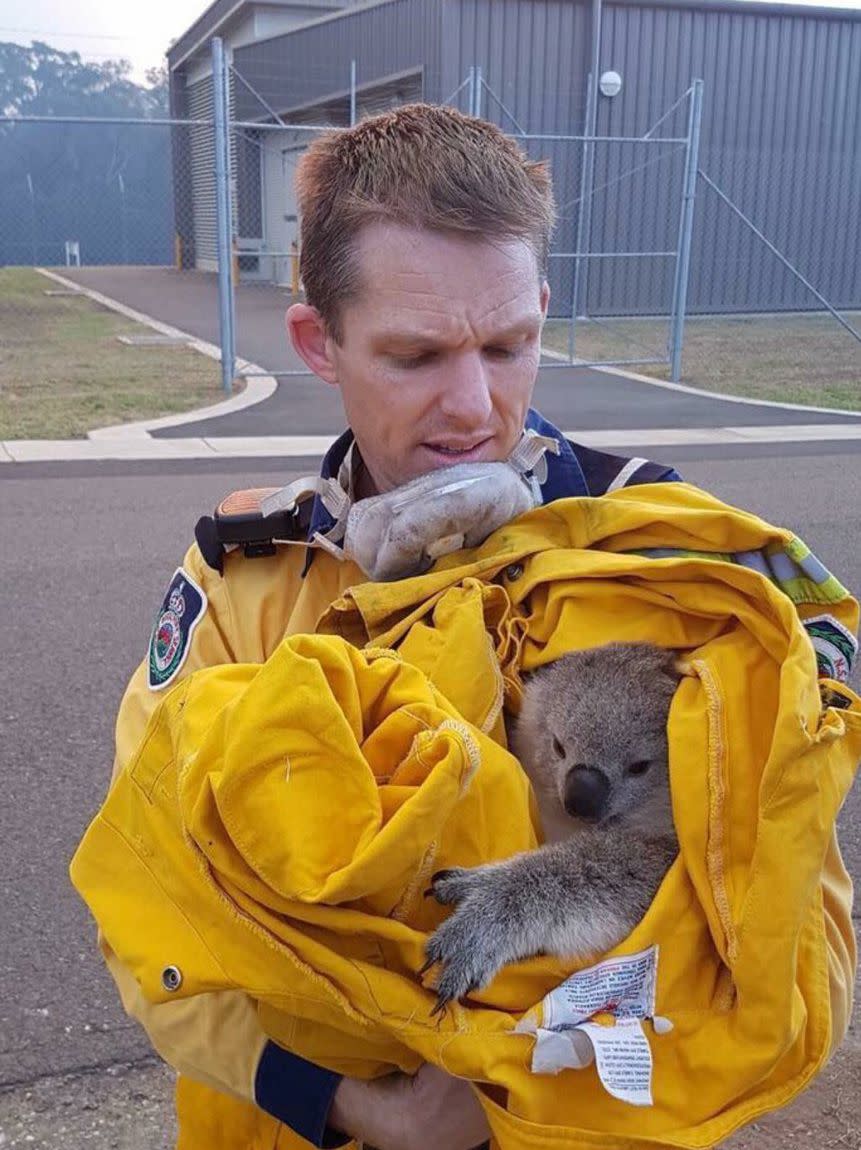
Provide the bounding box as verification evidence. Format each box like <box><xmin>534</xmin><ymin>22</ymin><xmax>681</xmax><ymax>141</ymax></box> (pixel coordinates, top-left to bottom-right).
<box><xmin>563</xmin><ymin>767</ymin><xmax>610</xmax><ymax>820</ymax></box>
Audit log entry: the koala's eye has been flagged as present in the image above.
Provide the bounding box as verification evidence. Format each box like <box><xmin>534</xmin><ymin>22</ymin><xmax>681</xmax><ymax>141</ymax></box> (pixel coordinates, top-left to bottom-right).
<box><xmin>551</xmin><ymin>735</ymin><xmax>565</xmax><ymax>759</ymax></box>
<box><xmin>627</xmin><ymin>760</ymin><xmax>652</xmax><ymax>777</ymax></box>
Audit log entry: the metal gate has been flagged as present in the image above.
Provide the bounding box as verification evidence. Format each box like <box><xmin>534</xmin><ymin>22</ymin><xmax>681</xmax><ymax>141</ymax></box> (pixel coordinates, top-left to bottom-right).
<box><xmin>212</xmin><ymin>44</ymin><xmax>704</xmax><ymax>390</ymax></box>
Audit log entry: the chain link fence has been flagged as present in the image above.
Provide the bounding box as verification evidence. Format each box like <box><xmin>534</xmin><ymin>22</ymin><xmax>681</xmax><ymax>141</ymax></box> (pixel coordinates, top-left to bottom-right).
<box><xmin>1</xmin><ymin>33</ymin><xmax>859</xmax><ymax>437</ymax></box>
<box><xmin>0</xmin><ymin>103</ymin><xmax>225</xmax><ymax>440</ymax></box>
<box><xmin>219</xmin><ymin>52</ymin><xmax>702</xmax><ymax>384</ymax></box>
<box><xmin>0</xmin><ymin>118</ymin><xmax>174</xmax><ymax>269</ymax></box>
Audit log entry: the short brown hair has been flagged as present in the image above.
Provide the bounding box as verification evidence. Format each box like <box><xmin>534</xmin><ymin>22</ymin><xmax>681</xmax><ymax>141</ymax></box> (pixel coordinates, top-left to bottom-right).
<box><xmin>295</xmin><ymin>103</ymin><xmax>555</xmax><ymax>341</ymax></box>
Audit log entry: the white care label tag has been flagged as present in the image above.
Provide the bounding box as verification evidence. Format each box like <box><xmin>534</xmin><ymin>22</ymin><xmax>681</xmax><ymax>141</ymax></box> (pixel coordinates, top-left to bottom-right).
<box><xmin>516</xmin><ymin>947</ymin><xmax>665</xmax><ymax>1103</ymax></box>
<box><xmin>577</xmin><ymin>1018</ymin><xmax>653</xmax><ymax>1106</ymax></box>
<box><xmin>531</xmin><ymin>1027</ymin><xmax>595</xmax><ymax>1074</ymax></box>
<box><xmin>544</xmin><ymin>945</ymin><xmax>658</xmax><ymax>1029</ymax></box>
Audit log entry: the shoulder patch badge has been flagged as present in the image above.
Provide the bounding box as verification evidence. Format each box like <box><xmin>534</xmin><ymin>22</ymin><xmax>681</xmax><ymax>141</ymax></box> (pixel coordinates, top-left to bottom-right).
<box><xmin>148</xmin><ymin>568</ymin><xmax>208</xmax><ymax>691</ymax></box>
<box><xmin>804</xmin><ymin>613</ymin><xmax>858</xmax><ymax>684</ymax></box>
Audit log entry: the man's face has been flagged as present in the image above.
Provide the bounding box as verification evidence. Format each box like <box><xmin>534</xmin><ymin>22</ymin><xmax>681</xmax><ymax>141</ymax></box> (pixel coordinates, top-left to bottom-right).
<box><xmin>291</xmin><ymin>222</ymin><xmax>549</xmax><ymax>496</ymax></box>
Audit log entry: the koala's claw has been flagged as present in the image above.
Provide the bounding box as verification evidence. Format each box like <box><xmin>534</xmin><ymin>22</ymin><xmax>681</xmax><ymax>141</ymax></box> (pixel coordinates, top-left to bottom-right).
<box><xmin>430</xmin><ymin>993</ymin><xmax>454</xmax><ymax>1018</ymax></box>
<box><xmin>436</xmin><ymin>970</ymin><xmax>481</xmax><ymax>1011</ymax></box>
<box><xmin>427</xmin><ymin>867</ymin><xmax>477</xmax><ymax>906</ymax></box>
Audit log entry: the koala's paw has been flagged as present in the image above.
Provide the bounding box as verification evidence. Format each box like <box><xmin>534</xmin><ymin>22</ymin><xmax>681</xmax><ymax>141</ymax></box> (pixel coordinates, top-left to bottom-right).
<box><xmin>423</xmin><ymin>869</ymin><xmax>519</xmax><ymax>1012</ymax></box>
<box><xmin>423</xmin><ymin>906</ymin><xmax>500</xmax><ymax>1012</ymax></box>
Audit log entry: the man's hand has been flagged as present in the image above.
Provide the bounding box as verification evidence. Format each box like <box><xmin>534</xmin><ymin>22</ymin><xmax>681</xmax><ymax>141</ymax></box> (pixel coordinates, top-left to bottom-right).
<box><xmin>327</xmin><ymin>1063</ymin><xmax>491</xmax><ymax>1150</ymax></box>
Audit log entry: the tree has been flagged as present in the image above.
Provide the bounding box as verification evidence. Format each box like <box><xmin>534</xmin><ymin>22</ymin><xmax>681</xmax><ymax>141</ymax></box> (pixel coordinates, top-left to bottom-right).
<box><xmin>0</xmin><ymin>41</ymin><xmax>173</xmax><ymax>266</ymax></box>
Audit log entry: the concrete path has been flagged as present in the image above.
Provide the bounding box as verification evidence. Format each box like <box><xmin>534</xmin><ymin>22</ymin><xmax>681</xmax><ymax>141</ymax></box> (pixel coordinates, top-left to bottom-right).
<box><xmin>5</xmin><ymin>264</ymin><xmax>860</xmax><ymax>466</ymax></box>
<box><xmin>51</xmin><ymin>267</ymin><xmax>861</xmax><ymax>445</ymax></box>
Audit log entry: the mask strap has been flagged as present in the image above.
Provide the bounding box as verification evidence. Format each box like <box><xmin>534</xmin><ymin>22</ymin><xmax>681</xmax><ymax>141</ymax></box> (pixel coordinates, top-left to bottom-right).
<box><xmin>309</xmin><ymin>479</ymin><xmax>353</xmax><ymax>559</ymax></box>
<box><xmin>261</xmin><ymin>476</ymin><xmax>350</xmax><ymax>525</ymax></box>
<box><xmin>509</xmin><ymin>430</ymin><xmax>561</xmax><ymax>487</ymax></box>
<box><xmin>318</xmin><ymin>480</ymin><xmax>351</xmax><ymax>544</ymax></box>
<box><xmin>259</xmin><ymin>475</ymin><xmax>351</xmax><ymax>563</ymax></box>
<box><xmin>260</xmin><ymin>477</ymin><xmax>325</xmax><ymax>518</ymax></box>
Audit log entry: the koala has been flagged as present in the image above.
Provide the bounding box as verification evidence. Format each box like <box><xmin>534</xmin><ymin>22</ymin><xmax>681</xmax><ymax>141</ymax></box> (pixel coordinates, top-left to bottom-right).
<box><xmin>423</xmin><ymin>642</ymin><xmax>682</xmax><ymax>1012</ymax></box>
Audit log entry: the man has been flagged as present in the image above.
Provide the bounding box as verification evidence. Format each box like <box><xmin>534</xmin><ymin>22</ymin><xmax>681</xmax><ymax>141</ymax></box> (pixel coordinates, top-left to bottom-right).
<box><xmin>102</xmin><ymin>104</ymin><xmax>679</xmax><ymax>1149</ymax></box>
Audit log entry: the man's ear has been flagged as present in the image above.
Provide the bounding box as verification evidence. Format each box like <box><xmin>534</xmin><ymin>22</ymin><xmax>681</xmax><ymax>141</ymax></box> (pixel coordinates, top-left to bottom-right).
<box><xmin>540</xmin><ymin>280</ymin><xmax>551</xmax><ymax>321</ymax></box>
<box><xmin>286</xmin><ymin>303</ymin><xmax>338</xmax><ymax>385</ymax></box>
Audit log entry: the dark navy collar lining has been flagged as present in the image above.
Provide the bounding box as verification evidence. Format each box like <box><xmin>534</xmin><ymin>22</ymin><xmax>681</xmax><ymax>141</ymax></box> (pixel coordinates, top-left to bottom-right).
<box><xmin>524</xmin><ymin>408</ymin><xmax>591</xmax><ymax>502</ymax></box>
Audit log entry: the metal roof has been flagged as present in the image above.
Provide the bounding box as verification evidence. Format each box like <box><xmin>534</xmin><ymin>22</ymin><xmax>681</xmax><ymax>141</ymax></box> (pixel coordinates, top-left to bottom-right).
<box><xmin>167</xmin><ymin>0</ymin><xmax>354</xmax><ymax>69</ymax></box>
<box><xmin>606</xmin><ymin>0</ymin><xmax>860</xmax><ymax>18</ymax></box>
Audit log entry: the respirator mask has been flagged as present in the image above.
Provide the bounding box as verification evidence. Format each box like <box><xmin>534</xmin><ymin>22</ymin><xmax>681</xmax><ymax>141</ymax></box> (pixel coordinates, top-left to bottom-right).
<box><xmin>261</xmin><ymin>430</ymin><xmax>559</xmax><ymax>581</ymax></box>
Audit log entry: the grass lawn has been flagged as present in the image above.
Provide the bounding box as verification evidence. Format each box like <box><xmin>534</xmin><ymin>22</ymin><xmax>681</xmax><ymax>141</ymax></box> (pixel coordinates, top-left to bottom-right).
<box><xmin>0</xmin><ymin>268</ymin><xmax>241</xmax><ymax>439</ymax></box>
<box><xmin>542</xmin><ymin>311</ymin><xmax>861</xmax><ymax>411</ymax></box>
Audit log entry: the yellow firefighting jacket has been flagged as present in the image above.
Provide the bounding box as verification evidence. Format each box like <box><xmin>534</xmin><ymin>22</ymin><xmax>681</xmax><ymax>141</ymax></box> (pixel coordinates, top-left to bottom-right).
<box><xmin>71</xmin><ymin>482</ymin><xmax>860</xmax><ymax>1149</ymax></box>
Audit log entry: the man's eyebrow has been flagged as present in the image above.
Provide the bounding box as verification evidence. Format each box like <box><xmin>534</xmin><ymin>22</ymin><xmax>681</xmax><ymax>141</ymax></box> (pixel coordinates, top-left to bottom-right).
<box><xmin>484</xmin><ymin>319</ymin><xmax>543</xmax><ymax>342</ymax></box>
<box><xmin>376</xmin><ymin>318</ymin><xmax>543</xmax><ymax>349</ymax></box>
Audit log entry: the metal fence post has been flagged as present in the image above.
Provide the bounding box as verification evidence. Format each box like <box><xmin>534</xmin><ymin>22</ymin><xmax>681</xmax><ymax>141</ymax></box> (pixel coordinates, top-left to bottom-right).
<box><xmin>474</xmin><ymin>66</ymin><xmax>483</xmax><ymax>118</ymax></box>
<box><xmin>26</xmin><ymin>172</ymin><xmax>37</xmax><ymax>265</ymax></box>
<box><xmin>118</xmin><ymin>172</ymin><xmax>128</xmax><ymax>265</ymax></box>
<box><xmin>669</xmin><ymin>79</ymin><xmax>704</xmax><ymax>382</ymax></box>
<box><xmin>212</xmin><ymin>36</ymin><xmax>236</xmax><ymax>395</ymax></box>
<box><xmin>573</xmin><ymin>0</ymin><xmax>602</xmax><ymax>337</ymax></box>
<box><xmin>350</xmin><ymin>60</ymin><xmax>357</xmax><ymax>127</ymax></box>
<box><xmin>569</xmin><ymin>73</ymin><xmax>596</xmax><ymax>361</ymax></box>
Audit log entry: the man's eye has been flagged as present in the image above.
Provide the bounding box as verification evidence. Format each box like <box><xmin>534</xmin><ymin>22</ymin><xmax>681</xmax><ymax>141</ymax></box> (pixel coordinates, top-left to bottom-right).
<box><xmin>484</xmin><ymin>346</ymin><xmax>517</xmax><ymax>361</ymax></box>
<box><xmin>391</xmin><ymin>352</ymin><xmax>435</xmax><ymax>369</ymax></box>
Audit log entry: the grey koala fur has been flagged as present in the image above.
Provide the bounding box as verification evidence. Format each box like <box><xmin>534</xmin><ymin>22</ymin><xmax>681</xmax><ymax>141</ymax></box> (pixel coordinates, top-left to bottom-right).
<box><xmin>424</xmin><ymin>641</ymin><xmax>682</xmax><ymax>1012</ymax></box>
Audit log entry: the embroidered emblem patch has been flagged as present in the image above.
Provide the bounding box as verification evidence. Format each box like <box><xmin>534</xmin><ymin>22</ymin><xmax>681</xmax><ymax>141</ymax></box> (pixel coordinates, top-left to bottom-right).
<box><xmin>148</xmin><ymin>568</ymin><xmax>207</xmax><ymax>691</ymax></box>
<box><xmin>804</xmin><ymin>614</ymin><xmax>858</xmax><ymax>684</ymax></box>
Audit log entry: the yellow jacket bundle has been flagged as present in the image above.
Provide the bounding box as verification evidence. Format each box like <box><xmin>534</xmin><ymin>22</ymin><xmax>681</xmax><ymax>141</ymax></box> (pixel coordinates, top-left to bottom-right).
<box><xmin>71</xmin><ymin>483</ymin><xmax>861</xmax><ymax>1148</ymax></box>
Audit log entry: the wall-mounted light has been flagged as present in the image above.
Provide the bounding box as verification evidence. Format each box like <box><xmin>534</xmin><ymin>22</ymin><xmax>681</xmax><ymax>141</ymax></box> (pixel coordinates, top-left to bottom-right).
<box><xmin>599</xmin><ymin>70</ymin><xmax>622</xmax><ymax>98</ymax></box>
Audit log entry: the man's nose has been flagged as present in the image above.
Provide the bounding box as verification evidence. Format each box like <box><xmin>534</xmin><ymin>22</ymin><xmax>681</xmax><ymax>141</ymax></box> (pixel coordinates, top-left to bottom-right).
<box><xmin>563</xmin><ymin>766</ymin><xmax>610</xmax><ymax>821</ymax></box>
<box><xmin>438</xmin><ymin>351</ymin><xmax>493</xmax><ymax>425</ymax></box>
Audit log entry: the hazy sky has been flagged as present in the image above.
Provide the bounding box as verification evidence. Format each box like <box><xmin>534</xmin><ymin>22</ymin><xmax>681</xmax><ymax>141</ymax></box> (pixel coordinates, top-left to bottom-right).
<box><xmin>0</xmin><ymin>0</ymin><xmax>206</xmax><ymax>81</ymax></box>
<box><xmin>0</xmin><ymin>0</ymin><xmax>859</xmax><ymax>83</ymax></box>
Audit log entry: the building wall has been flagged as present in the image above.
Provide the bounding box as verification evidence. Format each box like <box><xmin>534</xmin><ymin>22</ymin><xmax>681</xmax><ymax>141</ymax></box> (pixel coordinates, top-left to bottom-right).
<box><xmin>596</xmin><ymin>0</ymin><xmax>861</xmax><ymax>313</ymax></box>
<box><xmin>448</xmin><ymin>0</ymin><xmax>860</xmax><ymax>315</ymax></box>
<box><xmin>441</xmin><ymin>0</ymin><xmax>592</xmax><ymax>134</ymax></box>
<box><xmin>231</xmin><ymin>0</ymin><xmax>441</xmax><ymax>119</ymax></box>
<box><xmin>168</xmin><ymin>68</ymin><xmax>196</xmax><ymax>269</ymax></box>
<box><xmin>170</xmin><ymin>0</ymin><xmax>861</xmax><ymax>312</ymax></box>
<box><xmin>440</xmin><ymin>0</ymin><xmax>594</xmax><ymax>313</ymax></box>
<box><xmin>167</xmin><ymin>0</ymin><xmax>353</xmax><ymax>74</ymax></box>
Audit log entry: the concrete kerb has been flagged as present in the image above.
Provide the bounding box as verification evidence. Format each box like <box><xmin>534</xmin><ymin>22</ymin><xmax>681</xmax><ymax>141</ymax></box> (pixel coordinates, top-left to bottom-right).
<box><xmin>6</xmin><ymin>424</ymin><xmax>861</xmax><ymax>464</ymax></box>
<box><xmin>35</xmin><ymin>268</ymin><xmax>277</xmax><ymax>439</ymax></box>
<box><xmin>540</xmin><ymin>342</ymin><xmax>861</xmax><ymax>420</ymax></box>
<box><xmin>594</xmin><ymin>363</ymin><xmax>861</xmax><ymax>419</ymax></box>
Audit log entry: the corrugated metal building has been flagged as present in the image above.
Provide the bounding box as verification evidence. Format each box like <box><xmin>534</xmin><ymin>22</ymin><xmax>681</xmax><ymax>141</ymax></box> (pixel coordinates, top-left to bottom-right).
<box><xmin>167</xmin><ymin>0</ymin><xmax>861</xmax><ymax>316</ymax></box>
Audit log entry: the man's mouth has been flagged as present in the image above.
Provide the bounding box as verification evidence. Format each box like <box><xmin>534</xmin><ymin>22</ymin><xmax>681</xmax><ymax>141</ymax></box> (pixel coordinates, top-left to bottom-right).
<box><xmin>420</xmin><ymin>437</ymin><xmax>493</xmax><ymax>462</ymax></box>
